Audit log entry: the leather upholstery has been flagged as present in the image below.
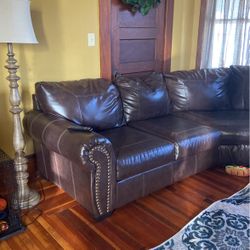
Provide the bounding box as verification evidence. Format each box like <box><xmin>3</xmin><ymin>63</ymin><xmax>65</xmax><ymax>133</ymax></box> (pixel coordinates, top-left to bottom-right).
<box><xmin>114</xmin><ymin>72</ymin><xmax>170</xmax><ymax>122</ymax></box>
<box><xmin>34</xmin><ymin>142</ymin><xmax>101</xmax><ymax>217</ymax></box>
<box><xmin>32</xmin><ymin>94</ymin><xmax>41</xmax><ymax>111</ymax></box>
<box><xmin>24</xmin><ymin>65</ymin><xmax>249</xmax><ymax>220</ymax></box>
<box><xmin>165</xmin><ymin>78</ymin><xmax>230</xmax><ymax>111</ymax></box>
<box><xmin>229</xmin><ymin>65</ymin><xmax>249</xmax><ymax>110</ymax></box>
<box><xmin>100</xmin><ymin>126</ymin><xmax>175</xmax><ymax>180</ymax></box>
<box><xmin>164</xmin><ymin>67</ymin><xmax>230</xmax><ymax>80</ymax></box>
<box><xmin>115</xmin><ymin>149</ymin><xmax>218</xmax><ymax>209</ymax></box>
<box><xmin>35</xmin><ymin>79</ymin><xmax>125</xmax><ymax>130</ymax></box>
<box><xmin>129</xmin><ymin>115</ymin><xmax>221</xmax><ymax>159</ymax></box>
<box><xmin>174</xmin><ymin>111</ymin><xmax>249</xmax><ymax>145</ymax></box>
<box><xmin>219</xmin><ymin>145</ymin><xmax>249</xmax><ymax>166</ymax></box>
<box><xmin>24</xmin><ymin>110</ymin><xmax>117</xmax><ymax>219</ymax></box>
<box><xmin>164</xmin><ymin>69</ymin><xmax>231</xmax><ymax>111</ymax></box>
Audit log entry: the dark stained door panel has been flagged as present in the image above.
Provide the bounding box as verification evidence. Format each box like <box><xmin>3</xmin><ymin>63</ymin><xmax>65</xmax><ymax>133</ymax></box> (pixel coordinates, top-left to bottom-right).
<box><xmin>99</xmin><ymin>0</ymin><xmax>174</xmax><ymax>79</ymax></box>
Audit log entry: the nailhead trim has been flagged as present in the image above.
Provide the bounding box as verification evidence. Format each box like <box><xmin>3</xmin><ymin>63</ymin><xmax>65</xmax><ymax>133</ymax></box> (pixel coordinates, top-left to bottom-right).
<box><xmin>88</xmin><ymin>145</ymin><xmax>112</xmax><ymax>216</ymax></box>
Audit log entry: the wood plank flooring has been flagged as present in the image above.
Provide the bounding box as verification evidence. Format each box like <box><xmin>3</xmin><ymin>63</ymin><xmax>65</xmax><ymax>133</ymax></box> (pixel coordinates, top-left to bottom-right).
<box><xmin>0</xmin><ymin>167</ymin><xmax>248</xmax><ymax>249</ymax></box>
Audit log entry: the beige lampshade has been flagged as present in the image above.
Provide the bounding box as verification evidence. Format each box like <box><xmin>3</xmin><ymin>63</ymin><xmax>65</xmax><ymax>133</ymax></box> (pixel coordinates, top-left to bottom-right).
<box><xmin>0</xmin><ymin>0</ymin><xmax>38</xmax><ymax>43</ymax></box>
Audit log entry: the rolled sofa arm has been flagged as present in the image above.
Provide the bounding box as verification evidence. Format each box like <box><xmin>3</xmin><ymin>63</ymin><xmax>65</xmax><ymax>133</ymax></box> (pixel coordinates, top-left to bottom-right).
<box><xmin>24</xmin><ymin>110</ymin><xmax>116</xmax><ymax>219</ymax></box>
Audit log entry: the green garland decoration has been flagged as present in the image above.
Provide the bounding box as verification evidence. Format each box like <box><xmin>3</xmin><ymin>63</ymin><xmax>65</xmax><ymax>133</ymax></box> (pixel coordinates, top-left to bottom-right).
<box><xmin>121</xmin><ymin>0</ymin><xmax>161</xmax><ymax>16</ymax></box>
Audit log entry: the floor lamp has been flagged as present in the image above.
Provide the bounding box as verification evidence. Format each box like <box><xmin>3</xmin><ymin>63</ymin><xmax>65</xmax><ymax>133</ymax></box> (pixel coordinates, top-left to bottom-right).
<box><xmin>0</xmin><ymin>0</ymin><xmax>40</xmax><ymax>209</ymax></box>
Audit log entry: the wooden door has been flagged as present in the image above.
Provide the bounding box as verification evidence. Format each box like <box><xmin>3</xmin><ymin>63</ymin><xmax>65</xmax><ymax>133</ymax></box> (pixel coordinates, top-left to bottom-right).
<box><xmin>99</xmin><ymin>0</ymin><xmax>174</xmax><ymax>79</ymax></box>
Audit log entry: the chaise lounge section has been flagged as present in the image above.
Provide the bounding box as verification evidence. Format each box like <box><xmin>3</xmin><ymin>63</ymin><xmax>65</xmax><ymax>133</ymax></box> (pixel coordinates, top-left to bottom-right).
<box><xmin>165</xmin><ymin>65</ymin><xmax>249</xmax><ymax>166</ymax></box>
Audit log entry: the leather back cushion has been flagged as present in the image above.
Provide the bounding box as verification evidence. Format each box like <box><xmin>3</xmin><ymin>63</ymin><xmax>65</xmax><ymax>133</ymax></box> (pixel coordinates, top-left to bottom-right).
<box><xmin>229</xmin><ymin>65</ymin><xmax>249</xmax><ymax>110</ymax></box>
<box><xmin>165</xmin><ymin>67</ymin><xmax>230</xmax><ymax>80</ymax></box>
<box><xmin>35</xmin><ymin>79</ymin><xmax>125</xmax><ymax>130</ymax></box>
<box><xmin>165</xmin><ymin>68</ymin><xmax>231</xmax><ymax>111</ymax></box>
<box><xmin>115</xmin><ymin>73</ymin><xmax>170</xmax><ymax>122</ymax></box>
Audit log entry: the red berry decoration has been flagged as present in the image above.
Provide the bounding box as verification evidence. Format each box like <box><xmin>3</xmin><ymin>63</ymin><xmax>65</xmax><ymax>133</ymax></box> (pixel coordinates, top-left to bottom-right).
<box><xmin>0</xmin><ymin>198</ymin><xmax>7</xmax><ymax>212</ymax></box>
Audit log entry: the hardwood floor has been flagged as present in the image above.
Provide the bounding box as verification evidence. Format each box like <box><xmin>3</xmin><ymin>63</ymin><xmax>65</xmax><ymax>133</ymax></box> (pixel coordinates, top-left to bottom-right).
<box><xmin>0</xmin><ymin>168</ymin><xmax>248</xmax><ymax>250</ymax></box>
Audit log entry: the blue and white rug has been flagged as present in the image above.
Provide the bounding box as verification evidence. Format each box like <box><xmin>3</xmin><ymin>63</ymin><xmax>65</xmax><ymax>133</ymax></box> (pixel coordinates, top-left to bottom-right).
<box><xmin>152</xmin><ymin>184</ymin><xmax>250</xmax><ymax>250</ymax></box>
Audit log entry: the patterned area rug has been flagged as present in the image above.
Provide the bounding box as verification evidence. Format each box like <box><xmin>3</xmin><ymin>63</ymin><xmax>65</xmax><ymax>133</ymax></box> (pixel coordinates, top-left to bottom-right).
<box><xmin>152</xmin><ymin>184</ymin><xmax>250</xmax><ymax>250</ymax></box>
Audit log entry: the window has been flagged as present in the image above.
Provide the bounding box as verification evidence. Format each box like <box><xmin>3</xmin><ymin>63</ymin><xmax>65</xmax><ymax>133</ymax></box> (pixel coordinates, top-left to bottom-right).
<box><xmin>198</xmin><ymin>0</ymin><xmax>250</xmax><ymax>68</ymax></box>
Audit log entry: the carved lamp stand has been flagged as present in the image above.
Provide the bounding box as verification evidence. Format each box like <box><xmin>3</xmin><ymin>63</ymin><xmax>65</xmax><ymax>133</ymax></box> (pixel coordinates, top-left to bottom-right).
<box><xmin>0</xmin><ymin>0</ymin><xmax>40</xmax><ymax>209</ymax></box>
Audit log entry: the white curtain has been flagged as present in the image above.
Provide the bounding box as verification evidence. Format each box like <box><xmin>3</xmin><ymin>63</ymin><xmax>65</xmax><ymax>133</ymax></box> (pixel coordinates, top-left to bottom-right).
<box><xmin>200</xmin><ymin>0</ymin><xmax>250</xmax><ymax>68</ymax></box>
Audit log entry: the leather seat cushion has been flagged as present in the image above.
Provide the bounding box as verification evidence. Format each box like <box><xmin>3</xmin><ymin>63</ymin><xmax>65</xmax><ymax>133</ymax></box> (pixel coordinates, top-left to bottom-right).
<box><xmin>175</xmin><ymin>111</ymin><xmax>249</xmax><ymax>145</ymax></box>
<box><xmin>129</xmin><ymin>115</ymin><xmax>221</xmax><ymax>160</ymax></box>
<box><xmin>100</xmin><ymin>126</ymin><xmax>175</xmax><ymax>181</ymax></box>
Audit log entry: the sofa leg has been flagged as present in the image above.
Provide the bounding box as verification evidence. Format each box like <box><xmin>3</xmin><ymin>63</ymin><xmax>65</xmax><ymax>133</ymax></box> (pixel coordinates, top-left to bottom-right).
<box><xmin>93</xmin><ymin>211</ymin><xmax>114</xmax><ymax>221</ymax></box>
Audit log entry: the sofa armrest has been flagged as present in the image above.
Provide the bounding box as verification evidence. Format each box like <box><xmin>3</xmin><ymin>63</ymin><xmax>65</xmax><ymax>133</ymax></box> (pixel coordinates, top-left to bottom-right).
<box><xmin>24</xmin><ymin>110</ymin><xmax>116</xmax><ymax>218</ymax></box>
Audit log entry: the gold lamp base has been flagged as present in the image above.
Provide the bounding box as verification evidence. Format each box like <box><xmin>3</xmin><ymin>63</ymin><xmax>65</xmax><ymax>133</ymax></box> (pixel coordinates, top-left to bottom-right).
<box><xmin>6</xmin><ymin>43</ymin><xmax>40</xmax><ymax>210</ymax></box>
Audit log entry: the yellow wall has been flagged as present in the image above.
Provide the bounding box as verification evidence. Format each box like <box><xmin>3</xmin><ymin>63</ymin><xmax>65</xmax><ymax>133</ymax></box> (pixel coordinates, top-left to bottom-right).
<box><xmin>0</xmin><ymin>0</ymin><xmax>100</xmax><ymax>156</ymax></box>
<box><xmin>171</xmin><ymin>0</ymin><xmax>201</xmax><ymax>71</ymax></box>
<box><xmin>0</xmin><ymin>0</ymin><xmax>201</xmax><ymax>156</ymax></box>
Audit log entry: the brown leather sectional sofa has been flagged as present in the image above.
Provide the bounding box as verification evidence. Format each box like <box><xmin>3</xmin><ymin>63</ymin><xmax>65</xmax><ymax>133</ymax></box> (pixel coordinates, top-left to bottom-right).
<box><xmin>24</xmin><ymin>65</ymin><xmax>249</xmax><ymax>219</ymax></box>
